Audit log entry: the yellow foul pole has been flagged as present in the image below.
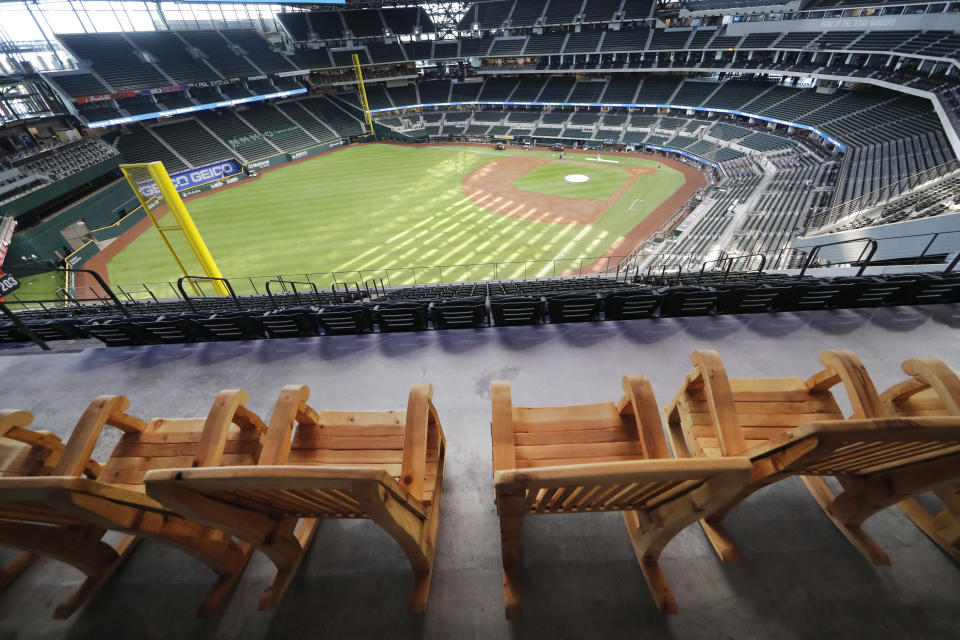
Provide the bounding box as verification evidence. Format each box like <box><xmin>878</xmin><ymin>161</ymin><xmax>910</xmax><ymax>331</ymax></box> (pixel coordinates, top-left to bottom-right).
<box><xmin>352</xmin><ymin>53</ymin><xmax>376</xmax><ymax>140</ymax></box>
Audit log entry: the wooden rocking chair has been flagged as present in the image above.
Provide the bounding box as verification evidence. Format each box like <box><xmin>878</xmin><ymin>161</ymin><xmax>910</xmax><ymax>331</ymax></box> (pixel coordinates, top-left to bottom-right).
<box><xmin>666</xmin><ymin>349</ymin><xmax>960</xmax><ymax>566</ymax></box>
<box><xmin>0</xmin><ymin>390</ymin><xmax>272</xmax><ymax>618</ymax></box>
<box><xmin>881</xmin><ymin>357</ymin><xmax>960</xmax><ymax>562</ymax></box>
<box><xmin>143</xmin><ymin>384</ymin><xmax>446</xmax><ymax>614</ymax></box>
<box><xmin>491</xmin><ymin>377</ymin><xmax>753</xmax><ymax>617</ymax></box>
<box><xmin>0</xmin><ymin>410</ymin><xmax>108</xmax><ymax>602</ymax></box>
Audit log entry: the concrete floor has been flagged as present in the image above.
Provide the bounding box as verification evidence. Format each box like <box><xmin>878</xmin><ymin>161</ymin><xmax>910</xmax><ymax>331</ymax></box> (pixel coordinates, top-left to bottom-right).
<box><xmin>1</xmin><ymin>304</ymin><xmax>959</xmax><ymax>639</ymax></box>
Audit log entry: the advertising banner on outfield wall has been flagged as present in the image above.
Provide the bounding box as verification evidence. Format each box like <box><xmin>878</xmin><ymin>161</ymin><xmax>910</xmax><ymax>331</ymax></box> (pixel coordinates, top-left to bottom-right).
<box><xmin>138</xmin><ymin>159</ymin><xmax>242</xmax><ymax>198</ymax></box>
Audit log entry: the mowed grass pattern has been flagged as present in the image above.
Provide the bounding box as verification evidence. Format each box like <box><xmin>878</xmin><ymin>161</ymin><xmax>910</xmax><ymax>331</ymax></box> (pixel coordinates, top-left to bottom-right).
<box><xmin>107</xmin><ymin>144</ymin><xmax>686</xmax><ymax>292</ymax></box>
<box><xmin>512</xmin><ymin>162</ymin><xmax>632</xmax><ymax>200</ymax></box>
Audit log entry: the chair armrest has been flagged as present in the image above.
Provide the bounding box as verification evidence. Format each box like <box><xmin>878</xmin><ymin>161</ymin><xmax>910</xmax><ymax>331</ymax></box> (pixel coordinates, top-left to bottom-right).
<box><xmin>259</xmin><ymin>385</ymin><xmax>316</xmax><ymax>465</ymax></box>
<box><xmin>400</xmin><ymin>383</ymin><xmax>435</xmax><ymax>501</ymax></box>
<box><xmin>53</xmin><ymin>396</ymin><xmax>142</xmax><ymax>476</ymax></box>
<box><xmin>689</xmin><ymin>349</ymin><xmax>748</xmax><ymax>456</ymax></box>
<box><xmin>808</xmin><ymin>350</ymin><xmax>886</xmax><ymax>418</ymax></box>
<box><xmin>617</xmin><ymin>375</ymin><xmax>670</xmax><ymax>459</ymax></box>
<box><xmin>491</xmin><ymin>380</ymin><xmax>516</xmax><ymax>472</ymax></box>
<box><xmin>901</xmin><ymin>358</ymin><xmax>960</xmax><ymax>414</ymax></box>
<box><xmin>494</xmin><ymin>457</ymin><xmax>752</xmax><ymax>490</ymax></box>
<box><xmin>193</xmin><ymin>389</ymin><xmax>267</xmax><ymax>468</ymax></box>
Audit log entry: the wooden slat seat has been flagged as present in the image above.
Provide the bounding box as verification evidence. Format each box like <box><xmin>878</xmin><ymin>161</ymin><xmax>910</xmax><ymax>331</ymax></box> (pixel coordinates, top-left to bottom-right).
<box><xmin>0</xmin><ymin>391</ymin><xmax>274</xmax><ymax>618</ymax></box>
<box><xmin>0</xmin><ymin>411</ymin><xmax>104</xmax><ymax>594</ymax></box>
<box><xmin>491</xmin><ymin>377</ymin><xmax>752</xmax><ymax>617</ymax></box>
<box><xmin>666</xmin><ymin>349</ymin><xmax>960</xmax><ymax>566</ymax></box>
<box><xmin>144</xmin><ymin>384</ymin><xmax>446</xmax><ymax>615</ymax></box>
<box><xmin>881</xmin><ymin>358</ymin><xmax>960</xmax><ymax>562</ymax></box>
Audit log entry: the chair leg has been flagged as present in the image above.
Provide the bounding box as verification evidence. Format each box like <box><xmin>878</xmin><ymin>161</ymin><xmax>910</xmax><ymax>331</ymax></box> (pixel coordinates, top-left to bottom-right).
<box><xmin>0</xmin><ymin>522</ymin><xmax>139</xmax><ymax>619</ymax></box>
<box><xmin>497</xmin><ymin>492</ymin><xmax>526</xmax><ymax>620</ymax></box>
<box><xmin>898</xmin><ymin>496</ymin><xmax>960</xmax><ymax>562</ymax></box>
<box><xmin>259</xmin><ymin>518</ymin><xmax>320</xmax><ymax>611</ymax></box>
<box><xmin>406</xmin><ymin>438</ymin><xmax>446</xmax><ymax>615</ymax></box>
<box><xmin>53</xmin><ymin>534</ymin><xmax>140</xmax><ymax>620</ymax></box>
<box><xmin>0</xmin><ymin>552</ymin><xmax>36</xmax><ymax>590</ymax></box>
<box><xmin>623</xmin><ymin>511</ymin><xmax>678</xmax><ymax>614</ymax></box>
<box><xmin>801</xmin><ymin>476</ymin><xmax>891</xmax><ymax>566</ymax></box>
<box><xmin>666</xmin><ymin>404</ymin><xmax>744</xmax><ymax>563</ymax></box>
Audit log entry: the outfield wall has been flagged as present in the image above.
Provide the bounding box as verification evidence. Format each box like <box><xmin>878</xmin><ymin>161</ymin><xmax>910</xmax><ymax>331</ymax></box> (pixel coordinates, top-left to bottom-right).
<box><xmin>8</xmin><ymin>138</ymin><xmax>351</xmax><ymax>281</ymax></box>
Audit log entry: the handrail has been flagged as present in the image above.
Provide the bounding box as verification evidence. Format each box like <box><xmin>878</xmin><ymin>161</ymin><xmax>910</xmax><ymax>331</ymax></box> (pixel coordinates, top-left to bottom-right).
<box><xmin>176</xmin><ymin>275</ymin><xmax>241</xmax><ymax>312</ymax></box>
<box><xmin>798</xmin><ymin>237</ymin><xmax>878</xmax><ymax>278</ymax></box>
<box><xmin>12</xmin><ymin>266</ymin><xmax>129</xmax><ymax>317</ymax></box>
<box><xmin>264</xmin><ymin>279</ymin><xmax>322</xmax><ymax>308</ymax></box>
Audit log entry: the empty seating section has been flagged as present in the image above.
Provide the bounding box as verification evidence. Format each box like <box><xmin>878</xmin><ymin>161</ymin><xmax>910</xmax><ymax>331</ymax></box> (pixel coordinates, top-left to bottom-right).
<box><xmin>196</xmin><ymin>110</ymin><xmax>277</xmax><ymax>161</ymax></box>
<box><xmin>367</xmin><ymin>43</ymin><xmax>406</xmax><ymax>64</ymax></box>
<box><xmin>433</xmin><ymin>41</ymin><xmax>459</xmax><ymax>59</ymax></box>
<box><xmin>343</xmin><ymin>10</ymin><xmax>384</xmax><ymax>37</ymax></box>
<box><xmin>57</xmin><ymin>33</ymin><xmax>169</xmax><ymax>91</ymax></box>
<box><xmin>277</xmin><ymin>13</ymin><xmax>311</xmax><ymax>41</ymax></box>
<box><xmin>601</xmin><ymin>29</ymin><xmax>649</xmax><ymax>52</ymax></box>
<box><xmin>125</xmin><ymin>32</ymin><xmax>217</xmax><ymax>85</ymax></box>
<box><xmin>511</xmin><ymin>0</ymin><xmax>547</xmax><ymax>27</ymax></box>
<box><xmin>583</xmin><ymin>0</ymin><xmax>621</xmax><ymax>23</ymax></box>
<box><xmin>569</xmin><ymin>82</ymin><xmax>605</xmax><ymax>103</ymax></box>
<box><xmin>178</xmin><ymin>31</ymin><xmax>260</xmax><ymax>79</ymax></box>
<box><xmin>150</xmin><ymin>120</ymin><xmax>236</xmax><ymax>167</ymax></box>
<box><xmin>564</xmin><ymin>31</ymin><xmax>601</xmax><ymax>54</ymax></box>
<box><xmin>623</xmin><ymin>0</ymin><xmax>654</xmax><ymax>19</ymax></box>
<box><xmin>299</xmin><ymin>96</ymin><xmax>366</xmax><ymax>137</ymax></box>
<box><xmin>115</xmin><ymin>124</ymin><xmax>187</xmax><ymax>172</ymax></box>
<box><xmin>523</xmin><ymin>33</ymin><xmax>566</xmax><ymax>55</ymax></box>
<box><xmin>511</xmin><ymin>78</ymin><xmax>547</xmax><ymax>102</ymax></box>
<box><xmin>46</xmin><ymin>73</ymin><xmax>108</xmax><ymax>98</ymax></box>
<box><xmin>709</xmin><ymin>122</ymin><xmax>750</xmax><ymax>140</ymax></box>
<box><xmin>331</xmin><ymin>49</ymin><xmax>370</xmax><ymax>67</ymax></box>
<box><xmin>702</xmin><ymin>80</ymin><xmax>761</xmax><ymax>111</ymax></box>
<box><xmin>460</xmin><ymin>37</ymin><xmax>493</xmax><ymax>57</ymax></box>
<box><xmin>544</xmin><ymin>0</ymin><xmax>581</xmax><ymax>25</ymax></box>
<box><xmin>636</xmin><ymin>76</ymin><xmax>681</xmax><ymax>104</ymax></box>
<box><xmin>602</xmin><ymin>78</ymin><xmax>640</xmax><ymax>103</ymax></box>
<box><xmin>538</xmin><ymin>77</ymin><xmax>575</xmax><ymax>102</ymax></box>
<box><xmin>740</xmin><ymin>132</ymin><xmax>791</xmax><ymax>152</ymax></box>
<box><xmin>420</xmin><ymin>79</ymin><xmax>453</xmax><ymax>103</ymax></box>
<box><xmin>221</xmin><ymin>30</ymin><xmax>296</xmax><ymax>74</ymax></box>
<box><xmin>650</xmin><ymin>29</ymin><xmax>692</xmax><ymax>51</ymax></box>
<box><xmin>671</xmin><ymin>81</ymin><xmax>718</xmax><ymax>107</ymax></box>
<box><xmin>308</xmin><ymin>12</ymin><xmax>346</xmax><ymax>40</ymax></box>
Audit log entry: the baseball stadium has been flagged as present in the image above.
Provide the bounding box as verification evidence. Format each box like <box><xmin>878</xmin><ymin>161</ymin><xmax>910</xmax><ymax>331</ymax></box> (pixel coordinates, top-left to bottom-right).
<box><xmin>1</xmin><ymin>0</ymin><xmax>960</xmax><ymax>638</ymax></box>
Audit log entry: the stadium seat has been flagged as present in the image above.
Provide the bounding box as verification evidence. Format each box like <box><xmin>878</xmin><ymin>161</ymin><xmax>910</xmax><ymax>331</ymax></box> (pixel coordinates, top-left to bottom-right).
<box><xmin>0</xmin><ymin>322</ymin><xmax>29</xmax><ymax>343</ymax></box>
<box><xmin>259</xmin><ymin>308</ymin><xmax>322</xmax><ymax>339</ymax></box>
<box><xmin>658</xmin><ymin>286</ymin><xmax>720</xmax><ymax>317</ymax></box>
<box><xmin>0</xmin><ymin>392</ymin><xmax>271</xmax><ymax>618</ymax></box>
<box><xmin>490</xmin><ymin>377</ymin><xmax>752</xmax><ymax>616</ymax></box>
<box><xmin>373</xmin><ymin>302</ymin><xmax>430</xmax><ymax>332</ymax></box>
<box><xmin>194</xmin><ymin>312</ymin><xmax>268</xmax><ymax>341</ymax></box>
<box><xmin>430</xmin><ymin>297</ymin><xmax>488</xmax><ymax>329</ymax></box>
<box><xmin>772</xmin><ymin>280</ymin><xmax>853</xmax><ymax>312</ymax></box>
<box><xmin>714</xmin><ymin>283</ymin><xmax>786</xmax><ymax>315</ymax></box>
<box><xmin>138</xmin><ymin>313</ymin><xmax>211</xmax><ymax>344</ymax></box>
<box><xmin>545</xmin><ymin>293</ymin><xmax>604</xmax><ymax>323</ymax></box>
<box><xmin>490</xmin><ymin>296</ymin><xmax>544</xmax><ymax>326</ymax></box>
<box><xmin>603</xmin><ymin>289</ymin><xmax>661</xmax><ymax>320</ymax></box>
<box><xmin>830</xmin><ymin>277</ymin><xmax>905</xmax><ymax>308</ymax></box>
<box><xmin>316</xmin><ymin>304</ymin><xmax>374</xmax><ymax>335</ymax></box>
<box><xmin>145</xmin><ymin>384</ymin><xmax>446</xmax><ymax>614</ymax></box>
<box><xmin>85</xmin><ymin>316</ymin><xmax>159</xmax><ymax>347</ymax></box>
<box><xmin>666</xmin><ymin>349</ymin><xmax>960</xmax><ymax>566</ymax></box>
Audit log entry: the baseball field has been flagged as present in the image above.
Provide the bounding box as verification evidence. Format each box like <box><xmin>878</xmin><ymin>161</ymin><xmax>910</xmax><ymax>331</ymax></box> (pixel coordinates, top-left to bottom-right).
<box><xmin>96</xmin><ymin>143</ymin><xmax>701</xmax><ymax>292</ymax></box>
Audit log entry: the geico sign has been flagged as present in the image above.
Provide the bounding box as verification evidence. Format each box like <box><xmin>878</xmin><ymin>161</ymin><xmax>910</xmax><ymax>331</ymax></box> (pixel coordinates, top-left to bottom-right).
<box><xmin>170</xmin><ymin>162</ymin><xmax>238</xmax><ymax>189</ymax></box>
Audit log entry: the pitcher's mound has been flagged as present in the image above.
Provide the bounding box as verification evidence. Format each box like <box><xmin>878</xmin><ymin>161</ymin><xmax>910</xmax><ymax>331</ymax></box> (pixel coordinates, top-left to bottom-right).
<box><xmin>564</xmin><ymin>174</ymin><xmax>590</xmax><ymax>183</ymax></box>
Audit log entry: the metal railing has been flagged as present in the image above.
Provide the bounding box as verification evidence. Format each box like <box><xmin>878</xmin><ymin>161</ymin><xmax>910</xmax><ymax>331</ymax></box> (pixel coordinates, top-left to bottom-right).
<box><xmin>806</xmin><ymin>159</ymin><xmax>960</xmax><ymax>234</ymax></box>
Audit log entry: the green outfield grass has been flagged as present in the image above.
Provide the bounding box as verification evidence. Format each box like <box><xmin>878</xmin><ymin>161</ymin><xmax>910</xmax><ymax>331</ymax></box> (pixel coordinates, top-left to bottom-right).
<box><xmin>107</xmin><ymin>144</ymin><xmax>687</xmax><ymax>293</ymax></box>
<box><xmin>512</xmin><ymin>162</ymin><xmax>632</xmax><ymax>200</ymax></box>
<box><xmin>5</xmin><ymin>271</ymin><xmax>62</xmax><ymax>308</ymax></box>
